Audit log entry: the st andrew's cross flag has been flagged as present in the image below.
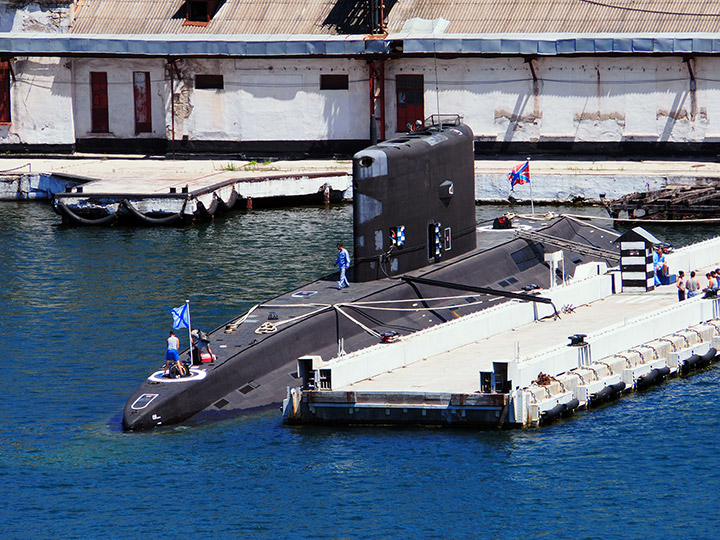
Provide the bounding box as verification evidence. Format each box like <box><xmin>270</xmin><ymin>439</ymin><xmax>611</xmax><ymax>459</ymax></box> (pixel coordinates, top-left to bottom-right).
<box><xmin>171</xmin><ymin>303</ymin><xmax>190</xmax><ymax>330</ymax></box>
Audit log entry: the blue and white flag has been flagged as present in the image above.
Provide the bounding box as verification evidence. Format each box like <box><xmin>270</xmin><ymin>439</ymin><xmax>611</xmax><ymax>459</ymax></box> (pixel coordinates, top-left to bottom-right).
<box><xmin>171</xmin><ymin>303</ymin><xmax>190</xmax><ymax>329</ymax></box>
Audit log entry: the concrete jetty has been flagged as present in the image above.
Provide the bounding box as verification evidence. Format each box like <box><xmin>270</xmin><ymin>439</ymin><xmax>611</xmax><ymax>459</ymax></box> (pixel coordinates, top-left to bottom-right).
<box><xmin>0</xmin><ymin>158</ymin><xmax>353</xmax><ymax>223</ymax></box>
<box><xmin>53</xmin><ymin>168</ymin><xmax>352</xmax><ymax>225</ymax></box>
<box><xmin>282</xmin><ymin>235</ymin><xmax>720</xmax><ymax>427</ymax></box>
<box><xmin>4</xmin><ymin>156</ymin><xmax>720</xmax><ymax>209</ymax></box>
<box><xmin>46</xmin><ymin>158</ymin><xmax>353</xmax><ymax>224</ymax></box>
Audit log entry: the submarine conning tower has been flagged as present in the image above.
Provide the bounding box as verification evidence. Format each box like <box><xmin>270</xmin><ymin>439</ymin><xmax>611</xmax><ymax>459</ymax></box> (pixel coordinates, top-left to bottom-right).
<box><xmin>352</xmin><ymin>118</ymin><xmax>477</xmax><ymax>282</ymax></box>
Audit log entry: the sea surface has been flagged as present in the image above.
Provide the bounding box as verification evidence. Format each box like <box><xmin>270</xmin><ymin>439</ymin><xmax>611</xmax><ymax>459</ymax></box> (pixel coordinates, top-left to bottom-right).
<box><xmin>1</xmin><ymin>201</ymin><xmax>719</xmax><ymax>540</ymax></box>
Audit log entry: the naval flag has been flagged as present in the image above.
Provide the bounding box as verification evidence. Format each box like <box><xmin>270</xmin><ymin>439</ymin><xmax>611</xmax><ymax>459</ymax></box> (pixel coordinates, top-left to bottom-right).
<box><xmin>171</xmin><ymin>303</ymin><xmax>190</xmax><ymax>329</ymax></box>
<box><xmin>508</xmin><ymin>160</ymin><xmax>530</xmax><ymax>191</ymax></box>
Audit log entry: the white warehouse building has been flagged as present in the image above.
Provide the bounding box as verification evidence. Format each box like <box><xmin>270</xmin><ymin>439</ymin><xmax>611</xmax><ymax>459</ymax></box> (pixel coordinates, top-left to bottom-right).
<box><xmin>1</xmin><ymin>0</ymin><xmax>720</xmax><ymax>157</ymax></box>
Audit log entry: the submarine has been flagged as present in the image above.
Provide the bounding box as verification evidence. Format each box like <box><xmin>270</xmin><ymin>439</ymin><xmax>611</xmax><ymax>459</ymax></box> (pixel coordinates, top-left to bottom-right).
<box><xmin>122</xmin><ymin>116</ymin><xmax>620</xmax><ymax>431</ymax></box>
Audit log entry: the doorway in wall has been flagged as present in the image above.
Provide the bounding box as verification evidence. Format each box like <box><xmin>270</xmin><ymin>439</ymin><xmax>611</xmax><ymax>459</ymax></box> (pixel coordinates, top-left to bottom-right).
<box><xmin>396</xmin><ymin>74</ymin><xmax>424</xmax><ymax>132</ymax></box>
<box><xmin>133</xmin><ymin>71</ymin><xmax>152</xmax><ymax>133</ymax></box>
<box><xmin>0</xmin><ymin>60</ymin><xmax>10</xmax><ymax>123</ymax></box>
<box><xmin>90</xmin><ymin>71</ymin><xmax>109</xmax><ymax>133</ymax></box>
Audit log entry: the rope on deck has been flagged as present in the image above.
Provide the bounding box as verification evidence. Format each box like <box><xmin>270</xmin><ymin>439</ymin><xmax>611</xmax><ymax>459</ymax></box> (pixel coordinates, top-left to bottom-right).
<box><xmin>0</xmin><ymin>163</ymin><xmax>31</xmax><ymax>174</ymax></box>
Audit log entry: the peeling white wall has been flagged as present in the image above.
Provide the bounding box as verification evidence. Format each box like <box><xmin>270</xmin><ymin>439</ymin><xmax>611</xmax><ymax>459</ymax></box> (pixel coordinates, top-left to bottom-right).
<box><xmin>72</xmin><ymin>58</ymin><xmax>167</xmax><ymax>139</ymax></box>
<box><xmin>7</xmin><ymin>52</ymin><xmax>720</xmax><ymax>148</ymax></box>
<box><xmin>0</xmin><ymin>56</ymin><xmax>74</xmax><ymax>145</ymax></box>
<box><xmin>0</xmin><ymin>1</ymin><xmax>71</xmax><ymax>33</ymax></box>
<box><xmin>71</xmin><ymin>57</ymin><xmax>369</xmax><ymax>142</ymax></box>
<box><xmin>178</xmin><ymin>58</ymin><xmax>368</xmax><ymax>141</ymax></box>
<box><xmin>386</xmin><ymin>56</ymin><xmax>720</xmax><ymax>144</ymax></box>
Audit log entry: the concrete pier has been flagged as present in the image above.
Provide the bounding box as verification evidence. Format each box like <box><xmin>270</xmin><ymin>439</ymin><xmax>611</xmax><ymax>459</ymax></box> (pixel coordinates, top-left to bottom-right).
<box><xmin>43</xmin><ymin>160</ymin><xmax>352</xmax><ymax>224</ymax></box>
<box><xmin>0</xmin><ymin>157</ymin><xmax>353</xmax><ymax>212</ymax></box>
<box><xmin>3</xmin><ymin>156</ymin><xmax>720</xmax><ymax>205</ymax></box>
<box><xmin>283</xmin><ymin>236</ymin><xmax>720</xmax><ymax>427</ymax></box>
<box><xmin>0</xmin><ymin>167</ymin><xmax>82</xmax><ymax>200</ymax></box>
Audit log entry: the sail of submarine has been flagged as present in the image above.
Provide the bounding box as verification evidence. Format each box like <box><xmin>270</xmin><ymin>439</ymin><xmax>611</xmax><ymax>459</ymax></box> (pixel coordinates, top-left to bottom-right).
<box><xmin>122</xmin><ymin>117</ymin><xmax>619</xmax><ymax>431</ymax></box>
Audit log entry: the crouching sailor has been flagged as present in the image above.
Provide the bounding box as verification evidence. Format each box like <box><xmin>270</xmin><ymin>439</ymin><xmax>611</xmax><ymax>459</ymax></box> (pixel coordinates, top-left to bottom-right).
<box><xmin>192</xmin><ymin>328</ymin><xmax>216</xmax><ymax>364</ymax></box>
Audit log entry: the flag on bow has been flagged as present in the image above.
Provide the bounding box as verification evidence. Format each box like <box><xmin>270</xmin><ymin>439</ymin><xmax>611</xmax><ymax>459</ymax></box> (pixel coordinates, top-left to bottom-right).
<box><xmin>171</xmin><ymin>303</ymin><xmax>190</xmax><ymax>329</ymax></box>
<box><xmin>508</xmin><ymin>160</ymin><xmax>530</xmax><ymax>191</ymax></box>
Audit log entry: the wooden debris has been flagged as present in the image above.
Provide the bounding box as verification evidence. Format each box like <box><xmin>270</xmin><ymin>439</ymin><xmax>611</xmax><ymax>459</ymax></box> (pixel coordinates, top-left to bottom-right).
<box><xmin>602</xmin><ymin>181</ymin><xmax>720</xmax><ymax>221</ymax></box>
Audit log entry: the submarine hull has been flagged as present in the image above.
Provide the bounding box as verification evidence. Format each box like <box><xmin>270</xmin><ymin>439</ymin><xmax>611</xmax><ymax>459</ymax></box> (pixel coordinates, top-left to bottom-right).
<box><xmin>123</xmin><ymin>121</ymin><xmax>620</xmax><ymax>431</ymax></box>
<box><xmin>122</xmin><ymin>218</ymin><xmax>620</xmax><ymax>430</ymax></box>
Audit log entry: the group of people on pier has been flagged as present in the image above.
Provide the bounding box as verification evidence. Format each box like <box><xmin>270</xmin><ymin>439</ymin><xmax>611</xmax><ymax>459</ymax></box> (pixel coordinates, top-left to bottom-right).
<box><xmin>651</xmin><ymin>245</ymin><xmax>720</xmax><ymax>302</ymax></box>
<box><xmin>675</xmin><ymin>268</ymin><xmax>720</xmax><ymax>301</ymax></box>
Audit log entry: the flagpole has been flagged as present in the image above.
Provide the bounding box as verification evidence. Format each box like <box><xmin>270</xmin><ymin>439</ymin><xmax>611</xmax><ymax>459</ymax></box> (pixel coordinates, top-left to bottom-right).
<box><xmin>527</xmin><ymin>156</ymin><xmax>534</xmax><ymax>215</ymax></box>
<box><xmin>185</xmin><ymin>299</ymin><xmax>192</xmax><ymax>366</ymax></box>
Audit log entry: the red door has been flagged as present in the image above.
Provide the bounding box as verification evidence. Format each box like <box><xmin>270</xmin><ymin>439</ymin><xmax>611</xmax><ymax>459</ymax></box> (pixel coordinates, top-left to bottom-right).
<box><xmin>133</xmin><ymin>71</ymin><xmax>152</xmax><ymax>133</ymax></box>
<box><xmin>90</xmin><ymin>72</ymin><xmax>109</xmax><ymax>133</ymax></box>
<box><xmin>0</xmin><ymin>60</ymin><xmax>10</xmax><ymax>123</ymax></box>
<box><xmin>396</xmin><ymin>74</ymin><xmax>424</xmax><ymax>132</ymax></box>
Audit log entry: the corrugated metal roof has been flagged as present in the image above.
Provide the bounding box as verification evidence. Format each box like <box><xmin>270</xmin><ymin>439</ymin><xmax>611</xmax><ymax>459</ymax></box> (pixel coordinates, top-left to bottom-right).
<box><xmin>70</xmin><ymin>0</ymin><xmax>720</xmax><ymax>35</ymax></box>
<box><xmin>71</xmin><ymin>0</ymin><xmax>337</xmax><ymax>34</ymax></box>
<box><xmin>385</xmin><ymin>1</ymin><xmax>720</xmax><ymax>34</ymax></box>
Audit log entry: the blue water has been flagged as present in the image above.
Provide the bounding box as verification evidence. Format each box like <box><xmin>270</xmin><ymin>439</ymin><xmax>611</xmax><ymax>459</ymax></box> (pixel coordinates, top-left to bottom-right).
<box><xmin>1</xmin><ymin>201</ymin><xmax>719</xmax><ymax>539</ymax></box>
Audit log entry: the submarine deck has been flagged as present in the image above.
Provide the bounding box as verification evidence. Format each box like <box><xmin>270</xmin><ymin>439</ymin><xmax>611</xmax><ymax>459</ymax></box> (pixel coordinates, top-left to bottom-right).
<box><xmin>176</xmin><ymin>215</ymin><xmax>584</xmax><ymax>375</ymax></box>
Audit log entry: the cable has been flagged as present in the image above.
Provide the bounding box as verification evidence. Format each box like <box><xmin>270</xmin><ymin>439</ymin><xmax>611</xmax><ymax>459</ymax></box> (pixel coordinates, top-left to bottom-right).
<box><xmin>334</xmin><ymin>304</ymin><xmax>382</xmax><ymax>338</ymax></box>
<box><xmin>562</xmin><ymin>212</ymin><xmax>720</xmax><ymax>224</ymax></box>
<box><xmin>346</xmin><ymin>299</ymin><xmax>487</xmax><ymax>312</ymax></box>
<box><xmin>349</xmin><ymin>294</ymin><xmax>484</xmax><ymax>305</ymax></box>
<box><xmin>342</xmin><ymin>305</ymin><xmax>421</xmax><ymax>334</ymax></box>
<box><xmin>515</xmin><ymin>228</ymin><xmax>618</xmax><ymax>259</ymax></box>
<box><xmin>0</xmin><ymin>163</ymin><xmax>31</xmax><ymax>173</ymax></box>
<box><xmin>578</xmin><ymin>0</ymin><xmax>720</xmax><ymax>17</ymax></box>
<box><xmin>563</xmin><ymin>214</ymin><xmax>620</xmax><ymax>237</ymax></box>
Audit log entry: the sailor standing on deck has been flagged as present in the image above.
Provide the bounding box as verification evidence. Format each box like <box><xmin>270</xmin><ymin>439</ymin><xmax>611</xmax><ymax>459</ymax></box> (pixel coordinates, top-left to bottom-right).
<box><xmin>164</xmin><ymin>330</ymin><xmax>183</xmax><ymax>377</ymax></box>
<box><xmin>335</xmin><ymin>243</ymin><xmax>350</xmax><ymax>290</ymax></box>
